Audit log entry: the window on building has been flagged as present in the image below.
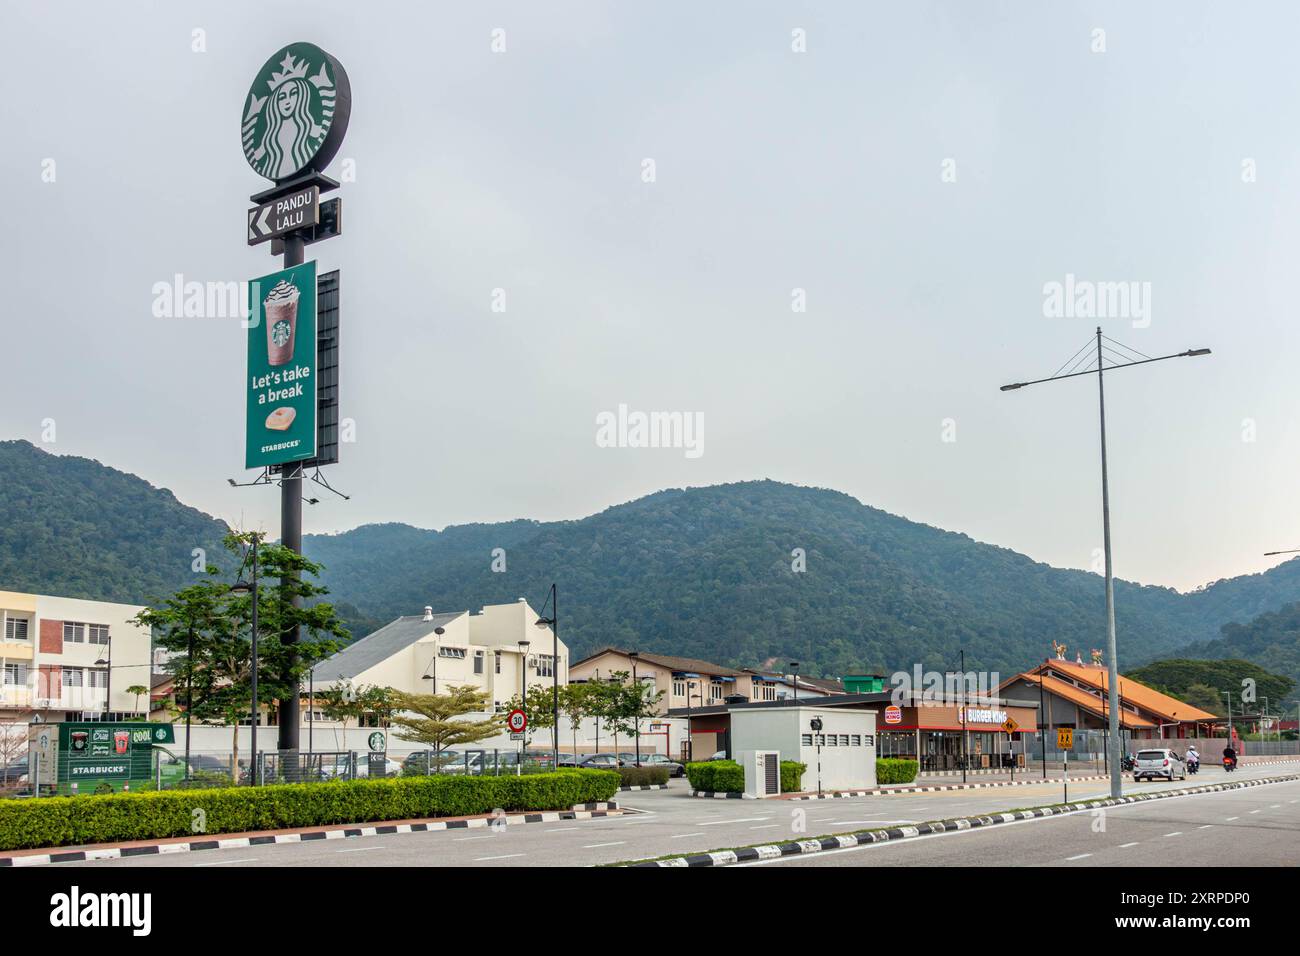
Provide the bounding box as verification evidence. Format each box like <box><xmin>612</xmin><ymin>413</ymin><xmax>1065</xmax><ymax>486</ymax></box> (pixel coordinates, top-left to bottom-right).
<box><xmin>851</xmin><ymin>735</ymin><xmax>862</xmax><ymax>746</ymax></box>
<box><xmin>494</xmin><ymin>651</ymin><xmax>501</xmax><ymax>674</ymax></box>
<box><xmin>3</xmin><ymin>662</ymin><xmax>27</xmax><ymax>685</ymax></box>
<box><xmin>673</xmin><ymin>680</ymin><xmax>686</xmax><ymax>698</ymax></box>
<box><xmin>709</xmin><ymin>681</ymin><xmax>723</xmax><ymax>701</ymax></box>
<box><xmin>536</xmin><ymin>654</ymin><xmax>556</xmax><ymax>678</ymax></box>
<box><xmin>87</xmin><ymin>669</ymin><xmax>108</xmax><ymax>689</ymax></box>
<box><xmin>474</xmin><ymin>650</ymin><xmax>484</xmax><ymax>675</ymax></box>
<box><xmin>64</xmin><ymin>668</ymin><xmax>84</xmax><ymax>687</ymax></box>
<box><xmin>63</xmin><ymin>622</ymin><xmax>86</xmax><ymax>643</ymax></box>
<box><xmin>438</xmin><ymin>647</ymin><xmax>466</xmax><ymax>659</ymax></box>
<box><xmin>4</xmin><ymin>618</ymin><xmax>29</xmax><ymax>641</ymax></box>
<box><xmin>801</xmin><ymin>734</ymin><xmax>813</xmax><ymax>746</ymax></box>
<box><xmin>88</xmin><ymin>624</ymin><xmax>109</xmax><ymax>645</ymax></box>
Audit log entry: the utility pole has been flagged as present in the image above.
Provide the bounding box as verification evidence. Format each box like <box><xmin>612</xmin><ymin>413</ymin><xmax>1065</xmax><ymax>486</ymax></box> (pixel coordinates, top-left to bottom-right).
<box><xmin>1002</xmin><ymin>328</ymin><xmax>1210</xmax><ymax>799</ymax></box>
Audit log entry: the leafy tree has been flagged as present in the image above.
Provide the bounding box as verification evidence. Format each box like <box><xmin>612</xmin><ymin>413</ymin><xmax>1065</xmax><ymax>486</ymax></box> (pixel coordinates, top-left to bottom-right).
<box><xmin>134</xmin><ymin>532</ymin><xmax>348</xmax><ymax>782</ymax></box>
<box><xmin>560</xmin><ymin>683</ymin><xmax>593</xmax><ymax>755</ymax></box>
<box><xmin>502</xmin><ymin>683</ymin><xmax>557</xmax><ymax>751</ymax></box>
<box><xmin>125</xmin><ymin>684</ymin><xmax>149</xmax><ymax>716</ymax></box>
<box><xmin>389</xmin><ymin>686</ymin><xmax>505</xmax><ymax>757</ymax></box>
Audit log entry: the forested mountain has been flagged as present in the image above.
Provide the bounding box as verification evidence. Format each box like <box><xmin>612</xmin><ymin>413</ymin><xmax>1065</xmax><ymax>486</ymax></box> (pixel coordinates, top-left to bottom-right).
<box><xmin>4</xmin><ymin>439</ymin><xmax>1300</xmax><ymax>681</ymax></box>
<box><xmin>1123</xmin><ymin>659</ymin><xmax>1296</xmax><ymax>713</ymax></box>
<box><xmin>1175</xmin><ymin>604</ymin><xmax>1300</xmax><ymax>703</ymax></box>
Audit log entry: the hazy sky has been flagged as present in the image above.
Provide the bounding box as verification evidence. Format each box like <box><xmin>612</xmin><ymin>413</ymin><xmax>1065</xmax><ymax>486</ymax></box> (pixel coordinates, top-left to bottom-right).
<box><xmin>3</xmin><ymin>1</ymin><xmax>1299</xmax><ymax>592</ymax></box>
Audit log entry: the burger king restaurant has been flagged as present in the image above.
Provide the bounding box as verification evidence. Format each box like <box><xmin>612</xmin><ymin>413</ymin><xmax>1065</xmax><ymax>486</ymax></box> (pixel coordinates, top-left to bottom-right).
<box><xmin>876</xmin><ymin>695</ymin><xmax>1041</xmax><ymax>772</ymax></box>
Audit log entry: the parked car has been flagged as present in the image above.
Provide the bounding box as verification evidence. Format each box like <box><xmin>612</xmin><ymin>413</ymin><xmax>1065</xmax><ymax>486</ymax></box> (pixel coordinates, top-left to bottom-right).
<box><xmin>639</xmin><ymin>753</ymin><xmax>686</xmax><ymax>777</ymax></box>
<box><xmin>568</xmin><ymin>753</ymin><xmax>623</xmax><ymax>770</ymax></box>
<box><xmin>1</xmin><ymin>756</ymin><xmax>28</xmax><ymax>786</ymax></box>
<box><xmin>708</xmin><ymin>750</ymin><xmax>729</xmax><ymax>761</ymax></box>
<box><xmin>1133</xmin><ymin>748</ymin><xmax>1186</xmax><ymax>782</ymax></box>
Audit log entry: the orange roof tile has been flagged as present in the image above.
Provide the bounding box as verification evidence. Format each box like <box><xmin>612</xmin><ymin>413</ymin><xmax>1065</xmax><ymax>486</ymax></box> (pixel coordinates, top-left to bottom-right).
<box><xmin>1014</xmin><ymin>660</ymin><xmax>1218</xmax><ymax>723</ymax></box>
<box><xmin>1009</xmin><ymin>673</ymin><xmax>1157</xmax><ymax>729</ymax></box>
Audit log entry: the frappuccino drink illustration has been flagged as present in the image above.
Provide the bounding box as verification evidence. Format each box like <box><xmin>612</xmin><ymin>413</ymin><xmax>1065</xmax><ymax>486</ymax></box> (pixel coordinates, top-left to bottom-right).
<box><xmin>264</xmin><ymin>278</ymin><xmax>300</xmax><ymax>366</ymax></box>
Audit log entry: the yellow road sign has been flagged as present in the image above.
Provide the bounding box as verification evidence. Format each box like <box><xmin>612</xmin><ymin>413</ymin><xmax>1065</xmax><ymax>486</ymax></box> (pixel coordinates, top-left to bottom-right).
<box><xmin>1001</xmin><ymin>717</ymin><xmax>1019</xmax><ymax>734</ymax></box>
<box><xmin>1057</xmin><ymin>728</ymin><xmax>1074</xmax><ymax>750</ymax></box>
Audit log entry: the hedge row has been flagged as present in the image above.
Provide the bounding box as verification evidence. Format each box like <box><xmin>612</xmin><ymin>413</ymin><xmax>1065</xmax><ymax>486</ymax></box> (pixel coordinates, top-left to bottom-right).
<box><xmin>617</xmin><ymin>766</ymin><xmax>671</xmax><ymax>787</ymax></box>
<box><xmin>780</xmin><ymin>761</ymin><xmax>807</xmax><ymax>792</ymax></box>
<box><xmin>876</xmin><ymin>758</ymin><xmax>919</xmax><ymax>784</ymax></box>
<box><xmin>0</xmin><ymin>770</ymin><xmax>620</xmax><ymax>852</ymax></box>
<box><xmin>685</xmin><ymin>760</ymin><xmax>744</xmax><ymax>793</ymax></box>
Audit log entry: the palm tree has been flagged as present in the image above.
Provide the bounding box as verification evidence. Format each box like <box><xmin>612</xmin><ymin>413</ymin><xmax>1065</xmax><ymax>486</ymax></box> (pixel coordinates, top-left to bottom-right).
<box><xmin>125</xmin><ymin>684</ymin><xmax>149</xmax><ymax>717</ymax></box>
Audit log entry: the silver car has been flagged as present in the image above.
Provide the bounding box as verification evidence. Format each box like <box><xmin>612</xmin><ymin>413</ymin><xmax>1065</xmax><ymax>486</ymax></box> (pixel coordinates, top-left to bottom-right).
<box><xmin>1133</xmin><ymin>748</ymin><xmax>1186</xmax><ymax>782</ymax></box>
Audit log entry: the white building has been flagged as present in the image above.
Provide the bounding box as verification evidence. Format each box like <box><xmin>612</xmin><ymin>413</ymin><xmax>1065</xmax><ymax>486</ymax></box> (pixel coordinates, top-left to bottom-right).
<box><xmin>0</xmin><ymin>590</ymin><xmax>152</xmax><ymax>722</ymax></box>
<box><xmin>309</xmin><ymin>599</ymin><xmax>566</xmax><ymax>739</ymax></box>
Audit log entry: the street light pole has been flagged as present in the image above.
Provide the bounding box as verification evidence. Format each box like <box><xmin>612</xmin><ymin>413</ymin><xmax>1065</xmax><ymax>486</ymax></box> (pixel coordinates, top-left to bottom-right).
<box><xmin>534</xmin><ymin>584</ymin><xmax>559</xmax><ymax>770</ymax></box>
<box><xmin>231</xmin><ymin>533</ymin><xmax>261</xmax><ymax>785</ymax></box>
<box><xmin>1002</xmin><ymin>328</ymin><xmax>1210</xmax><ymax>799</ymax></box>
<box><xmin>789</xmin><ymin>661</ymin><xmax>799</xmax><ymax>705</ymax></box>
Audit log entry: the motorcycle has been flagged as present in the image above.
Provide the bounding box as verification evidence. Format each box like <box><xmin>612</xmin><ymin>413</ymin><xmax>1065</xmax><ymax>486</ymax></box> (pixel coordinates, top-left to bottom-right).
<box><xmin>1121</xmin><ymin>752</ymin><xmax>1136</xmax><ymax>772</ymax></box>
<box><xmin>1222</xmin><ymin>755</ymin><xmax>1237</xmax><ymax>773</ymax></box>
<box><xmin>1186</xmin><ymin>755</ymin><xmax>1199</xmax><ymax>775</ymax></box>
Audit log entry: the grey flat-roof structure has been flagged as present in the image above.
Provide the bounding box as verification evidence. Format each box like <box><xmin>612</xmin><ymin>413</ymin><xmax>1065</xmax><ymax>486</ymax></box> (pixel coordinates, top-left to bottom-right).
<box><xmin>317</xmin><ymin>611</ymin><xmax>463</xmax><ymax>682</ymax></box>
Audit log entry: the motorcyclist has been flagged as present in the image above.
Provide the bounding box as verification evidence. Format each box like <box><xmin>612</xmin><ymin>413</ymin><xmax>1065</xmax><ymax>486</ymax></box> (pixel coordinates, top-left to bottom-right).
<box><xmin>1186</xmin><ymin>745</ymin><xmax>1199</xmax><ymax>772</ymax></box>
<box><xmin>1222</xmin><ymin>744</ymin><xmax>1237</xmax><ymax>770</ymax></box>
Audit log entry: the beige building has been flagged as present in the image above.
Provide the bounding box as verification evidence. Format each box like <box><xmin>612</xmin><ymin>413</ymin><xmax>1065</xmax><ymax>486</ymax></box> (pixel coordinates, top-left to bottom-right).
<box><xmin>570</xmin><ymin>648</ymin><xmax>846</xmax><ymax>715</ymax></box>
<box><xmin>313</xmin><ymin>598</ymin><xmax>567</xmax><ymax>712</ymax></box>
<box><xmin>0</xmin><ymin>590</ymin><xmax>152</xmax><ymax>721</ymax></box>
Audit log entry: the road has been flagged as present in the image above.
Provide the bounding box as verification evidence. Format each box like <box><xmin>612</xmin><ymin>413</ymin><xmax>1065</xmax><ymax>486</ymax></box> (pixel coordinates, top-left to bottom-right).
<box><xmin>55</xmin><ymin>762</ymin><xmax>1296</xmax><ymax>868</ymax></box>
<box><xmin>736</xmin><ymin>776</ymin><xmax>1300</xmax><ymax>867</ymax></box>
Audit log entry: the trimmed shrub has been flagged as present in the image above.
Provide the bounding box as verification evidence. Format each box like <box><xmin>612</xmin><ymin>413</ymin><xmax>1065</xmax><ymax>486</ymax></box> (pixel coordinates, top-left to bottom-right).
<box><xmin>685</xmin><ymin>760</ymin><xmax>744</xmax><ymax>793</ymax></box>
<box><xmin>779</xmin><ymin>760</ymin><xmax>806</xmax><ymax>793</ymax></box>
<box><xmin>0</xmin><ymin>769</ymin><xmax>619</xmax><ymax>852</ymax></box>
<box><xmin>876</xmin><ymin>758</ymin><xmax>919</xmax><ymax>785</ymax></box>
<box><xmin>617</xmin><ymin>766</ymin><xmax>670</xmax><ymax>787</ymax></box>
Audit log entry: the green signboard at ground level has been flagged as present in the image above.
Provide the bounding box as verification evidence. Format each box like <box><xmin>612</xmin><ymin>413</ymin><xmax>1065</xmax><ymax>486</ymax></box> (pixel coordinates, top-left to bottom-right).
<box><xmin>246</xmin><ymin>260</ymin><xmax>317</xmax><ymax>469</ymax></box>
<box><xmin>31</xmin><ymin>722</ymin><xmax>177</xmax><ymax>795</ymax></box>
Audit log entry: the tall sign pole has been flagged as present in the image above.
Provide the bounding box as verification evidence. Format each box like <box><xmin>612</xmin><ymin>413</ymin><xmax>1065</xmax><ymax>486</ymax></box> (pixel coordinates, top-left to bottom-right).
<box><xmin>240</xmin><ymin>43</ymin><xmax>351</xmax><ymax>760</ymax></box>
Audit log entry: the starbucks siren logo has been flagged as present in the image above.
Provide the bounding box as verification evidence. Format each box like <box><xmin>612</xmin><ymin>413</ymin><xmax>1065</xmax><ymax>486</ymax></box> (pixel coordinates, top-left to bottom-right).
<box><xmin>242</xmin><ymin>43</ymin><xmax>351</xmax><ymax>182</ymax></box>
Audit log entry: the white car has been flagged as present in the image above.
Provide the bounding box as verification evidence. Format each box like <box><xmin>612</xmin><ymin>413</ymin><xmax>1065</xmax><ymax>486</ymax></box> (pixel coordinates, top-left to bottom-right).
<box><xmin>1133</xmin><ymin>748</ymin><xmax>1186</xmax><ymax>782</ymax></box>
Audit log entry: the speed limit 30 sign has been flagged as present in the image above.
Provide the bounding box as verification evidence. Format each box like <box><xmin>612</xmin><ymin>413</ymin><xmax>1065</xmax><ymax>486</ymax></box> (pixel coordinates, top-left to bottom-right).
<box><xmin>507</xmin><ymin>709</ymin><xmax>527</xmax><ymax>734</ymax></box>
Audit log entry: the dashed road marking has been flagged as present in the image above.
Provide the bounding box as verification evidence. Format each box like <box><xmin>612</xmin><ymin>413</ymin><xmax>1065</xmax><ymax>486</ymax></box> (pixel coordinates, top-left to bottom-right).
<box><xmin>1119</xmin><ymin>842</ymin><xmax>1139</xmax><ymax>848</ymax></box>
<box><xmin>583</xmin><ymin>842</ymin><xmax>626</xmax><ymax>849</ymax></box>
<box><xmin>475</xmin><ymin>853</ymin><xmax>525</xmax><ymax>861</ymax></box>
<box><xmin>1065</xmin><ymin>853</ymin><xmax>1092</xmax><ymax>861</ymax></box>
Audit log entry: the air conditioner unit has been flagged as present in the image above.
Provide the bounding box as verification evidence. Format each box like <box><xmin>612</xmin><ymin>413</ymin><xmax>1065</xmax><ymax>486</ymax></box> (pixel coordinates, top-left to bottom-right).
<box><xmin>528</xmin><ymin>655</ymin><xmax>537</xmax><ymax>667</ymax></box>
<box><xmin>740</xmin><ymin>750</ymin><xmax>781</xmax><ymax>798</ymax></box>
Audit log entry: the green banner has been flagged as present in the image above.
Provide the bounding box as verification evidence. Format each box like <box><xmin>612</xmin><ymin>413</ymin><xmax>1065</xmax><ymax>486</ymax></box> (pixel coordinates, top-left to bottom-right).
<box><xmin>246</xmin><ymin>260</ymin><xmax>317</xmax><ymax>469</ymax></box>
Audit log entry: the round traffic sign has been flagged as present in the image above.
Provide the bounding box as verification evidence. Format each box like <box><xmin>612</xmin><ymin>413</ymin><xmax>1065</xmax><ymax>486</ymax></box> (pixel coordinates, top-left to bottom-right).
<box><xmin>507</xmin><ymin>709</ymin><xmax>527</xmax><ymax>733</ymax></box>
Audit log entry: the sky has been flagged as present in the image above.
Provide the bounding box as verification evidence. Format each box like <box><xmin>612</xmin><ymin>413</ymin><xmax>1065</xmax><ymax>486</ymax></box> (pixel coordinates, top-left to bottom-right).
<box><xmin>3</xmin><ymin>1</ymin><xmax>1299</xmax><ymax>593</ymax></box>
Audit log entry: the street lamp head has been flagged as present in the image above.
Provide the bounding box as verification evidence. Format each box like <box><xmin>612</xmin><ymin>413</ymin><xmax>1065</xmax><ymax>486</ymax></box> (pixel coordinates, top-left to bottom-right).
<box><xmin>1181</xmin><ymin>348</ymin><xmax>1211</xmax><ymax>357</ymax></box>
<box><xmin>999</xmin><ymin>383</ymin><xmax>1025</xmax><ymax>391</ymax></box>
<box><xmin>94</xmin><ymin>657</ymin><xmax>108</xmax><ymax>666</ymax></box>
<box><xmin>534</xmin><ymin>617</ymin><xmax>554</xmax><ymax>629</ymax></box>
<box><xmin>230</xmin><ymin>582</ymin><xmax>254</xmax><ymax>594</ymax></box>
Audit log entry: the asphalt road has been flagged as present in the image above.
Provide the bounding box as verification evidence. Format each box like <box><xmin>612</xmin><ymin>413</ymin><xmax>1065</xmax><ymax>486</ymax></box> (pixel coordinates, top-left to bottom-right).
<box><xmin>57</xmin><ymin>762</ymin><xmax>1296</xmax><ymax>868</ymax></box>
<box><xmin>736</xmin><ymin>776</ymin><xmax>1300</xmax><ymax>867</ymax></box>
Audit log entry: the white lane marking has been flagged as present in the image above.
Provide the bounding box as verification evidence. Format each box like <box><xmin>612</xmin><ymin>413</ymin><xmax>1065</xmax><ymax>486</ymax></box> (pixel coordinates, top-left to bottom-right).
<box><xmin>1197</xmin><ymin>825</ymin><xmax>1213</xmax><ymax>829</ymax></box>
<box><xmin>671</xmin><ymin>832</ymin><xmax>706</xmax><ymax>839</ymax></box>
<box><xmin>582</xmin><ymin>841</ymin><xmax>626</xmax><ymax>849</ymax></box>
<box><xmin>475</xmin><ymin>853</ymin><xmax>525</xmax><ymax>861</ymax></box>
<box><xmin>1226</xmin><ymin>817</ymin><xmax>1239</xmax><ymax>821</ymax></box>
<box><xmin>337</xmin><ymin>845</ymin><xmax>386</xmax><ymax>853</ymax></box>
<box><xmin>194</xmin><ymin>858</ymin><xmax>258</xmax><ymax>867</ymax></box>
<box><xmin>832</xmin><ymin>820</ymin><xmax>880</xmax><ymax>826</ymax></box>
<box><xmin>1119</xmin><ymin>842</ymin><xmax>1139</xmax><ymax>848</ymax></box>
<box><xmin>1164</xmin><ymin>832</ymin><xmax>1182</xmax><ymax>837</ymax></box>
<box><xmin>1249</xmin><ymin>810</ymin><xmax>1260</xmax><ymax>814</ymax></box>
<box><xmin>699</xmin><ymin>817</ymin><xmax>769</xmax><ymax>826</ymax></box>
<box><xmin>750</xmin><ymin>824</ymin><xmax>780</xmax><ymax>830</ymax></box>
<box><xmin>1065</xmin><ymin>853</ymin><xmax>1092</xmax><ymax>861</ymax></box>
<box><xmin>545</xmin><ymin>827</ymin><xmax>579</xmax><ymax>833</ymax></box>
<box><xmin>454</xmin><ymin>836</ymin><xmax>492</xmax><ymax>842</ymax></box>
<box><xmin>1270</xmin><ymin>804</ymin><xmax>1281</xmax><ymax>809</ymax></box>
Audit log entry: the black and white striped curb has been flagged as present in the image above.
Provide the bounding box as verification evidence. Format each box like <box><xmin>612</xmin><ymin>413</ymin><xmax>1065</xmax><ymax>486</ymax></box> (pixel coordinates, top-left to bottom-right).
<box><xmin>789</xmin><ymin>775</ymin><xmax>1110</xmax><ymax>799</ymax></box>
<box><xmin>631</xmin><ymin>774</ymin><xmax>1300</xmax><ymax>867</ymax></box>
<box><xmin>621</xmin><ymin>784</ymin><xmax>669</xmax><ymax>792</ymax></box>
<box><xmin>0</xmin><ymin>802</ymin><xmax>621</xmax><ymax>868</ymax></box>
<box><xmin>691</xmin><ymin>790</ymin><xmax>754</xmax><ymax>799</ymax></box>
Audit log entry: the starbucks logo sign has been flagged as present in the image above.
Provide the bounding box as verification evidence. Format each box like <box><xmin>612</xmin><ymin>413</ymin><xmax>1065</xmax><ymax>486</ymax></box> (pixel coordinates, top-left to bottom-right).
<box><xmin>241</xmin><ymin>43</ymin><xmax>351</xmax><ymax>183</ymax></box>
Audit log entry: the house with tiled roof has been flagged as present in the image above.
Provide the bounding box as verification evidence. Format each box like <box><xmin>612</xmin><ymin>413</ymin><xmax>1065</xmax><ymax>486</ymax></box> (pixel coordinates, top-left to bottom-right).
<box><xmin>1000</xmin><ymin>657</ymin><xmax>1219</xmax><ymax>741</ymax></box>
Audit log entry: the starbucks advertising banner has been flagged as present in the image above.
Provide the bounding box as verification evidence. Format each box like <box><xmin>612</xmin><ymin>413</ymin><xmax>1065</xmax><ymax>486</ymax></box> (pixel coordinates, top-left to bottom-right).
<box><xmin>246</xmin><ymin>260</ymin><xmax>317</xmax><ymax>469</ymax></box>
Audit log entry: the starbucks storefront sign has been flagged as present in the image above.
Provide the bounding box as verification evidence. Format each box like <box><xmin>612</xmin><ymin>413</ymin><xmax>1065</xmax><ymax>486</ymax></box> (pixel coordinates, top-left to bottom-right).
<box><xmin>241</xmin><ymin>43</ymin><xmax>351</xmax><ymax>184</ymax></box>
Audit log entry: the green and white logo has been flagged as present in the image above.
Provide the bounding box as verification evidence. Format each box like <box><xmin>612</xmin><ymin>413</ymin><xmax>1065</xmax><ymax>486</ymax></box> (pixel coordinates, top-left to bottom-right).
<box><xmin>368</xmin><ymin>732</ymin><xmax>386</xmax><ymax>753</ymax></box>
<box><xmin>242</xmin><ymin>43</ymin><xmax>351</xmax><ymax>182</ymax></box>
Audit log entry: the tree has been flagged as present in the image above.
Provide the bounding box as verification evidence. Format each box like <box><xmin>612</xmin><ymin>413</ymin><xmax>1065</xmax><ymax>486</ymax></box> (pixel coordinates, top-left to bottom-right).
<box><xmin>134</xmin><ymin>532</ymin><xmax>349</xmax><ymax>782</ymax></box>
<box><xmin>389</xmin><ymin>686</ymin><xmax>505</xmax><ymax>759</ymax></box>
<box><xmin>584</xmin><ymin>671</ymin><xmax>661</xmax><ymax>756</ymax></box>
<box><xmin>560</xmin><ymin>683</ymin><xmax>593</xmax><ymax>756</ymax></box>
<box><xmin>502</xmin><ymin>683</ymin><xmax>557</xmax><ymax>751</ymax></box>
<box><xmin>125</xmin><ymin>684</ymin><xmax>149</xmax><ymax>716</ymax></box>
